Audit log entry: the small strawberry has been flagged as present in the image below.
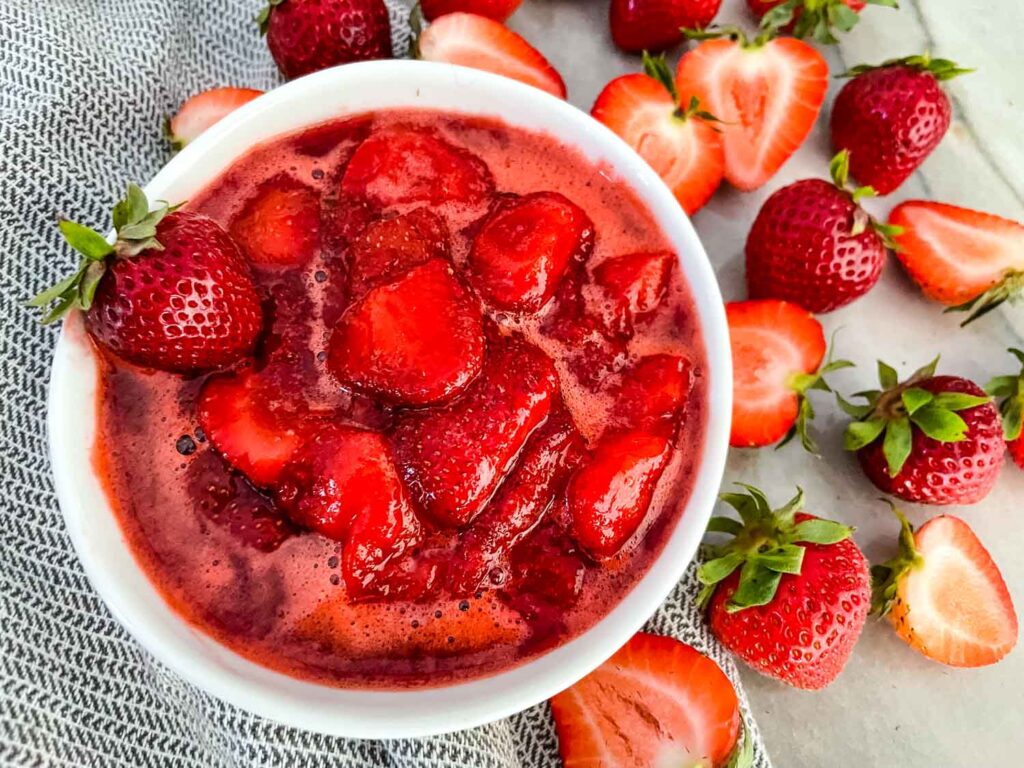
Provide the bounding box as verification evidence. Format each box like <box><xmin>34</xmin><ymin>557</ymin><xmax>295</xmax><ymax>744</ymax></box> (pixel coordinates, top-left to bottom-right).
<box><xmin>888</xmin><ymin>201</ymin><xmax>1024</xmax><ymax>325</ymax></box>
<box><xmin>831</xmin><ymin>54</ymin><xmax>972</xmax><ymax>194</ymax></box>
<box><xmin>346</xmin><ymin>207</ymin><xmax>449</xmax><ymax>300</ymax></box>
<box><xmin>467</xmin><ymin>192</ymin><xmax>593</xmax><ymax>313</ymax></box>
<box><xmin>31</xmin><ymin>184</ymin><xmax>263</xmax><ymax>373</ymax></box>
<box><xmin>591</xmin><ymin>54</ymin><xmax>724</xmax><ymax>215</ymax></box>
<box><xmin>550</xmin><ymin>633</ymin><xmax>744</xmax><ymax>768</ymax></box>
<box><xmin>748</xmin><ymin>0</ymin><xmax>896</xmax><ymax>45</ymax></box>
<box><xmin>699</xmin><ymin>486</ymin><xmax>870</xmax><ymax>690</ymax></box>
<box><xmin>258</xmin><ymin>0</ymin><xmax>392</xmax><ymax>81</ymax></box>
<box><xmin>420</xmin><ymin>0</ymin><xmax>522</xmax><ymax>22</ymax></box>
<box><xmin>745</xmin><ymin>151</ymin><xmax>898</xmax><ymax>313</ymax></box>
<box><xmin>872</xmin><ymin>504</ymin><xmax>1018</xmax><ymax>667</ymax></box>
<box><xmin>166</xmin><ymin>87</ymin><xmax>263</xmax><ymax>151</ymax></box>
<box><xmin>327</xmin><ymin>259</ymin><xmax>485</xmax><ymax>405</ymax></box>
<box><xmin>415</xmin><ymin>12</ymin><xmax>567</xmax><ymax>99</ymax></box>
<box><xmin>984</xmin><ymin>348</ymin><xmax>1024</xmax><ymax>469</ymax></box>
<box><xmin>612</xmin><ymin>354</ymin><xmax>693</xmax><ymax>430</ymax></box>
<box><xmin>676</xmin><ymin>27</ymin><xmax>827</xmax><ymax>191</ymax></box>
<box><xmin>590</xmin><ymin>250</ymin><xmax>675</xmax><ymax>337</ymax></box>
<box><xmin>840</xmin><ymin>359</ymin><xmax>1004</xmax><ymax>505</ymax></box>
<box><xmin>609</xmin><ymin>0</ymin><xmax>723</xmax><ymax>53</ymax></box>
<box><xmin>727</xmin><ymin>300</ymin><xmax>852</xmax><ymax>452</ymax></box>
<box><xmin>229</xmin><ymin>175</ymin><xmax>321</xmax><ymax>266</ymax></box>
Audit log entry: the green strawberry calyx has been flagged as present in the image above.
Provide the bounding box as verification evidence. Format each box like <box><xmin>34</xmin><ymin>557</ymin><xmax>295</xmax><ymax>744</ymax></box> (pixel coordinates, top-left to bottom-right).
<box><xmin>28</xmin><ymin>184</ymin><xmax>178</xmax><ymax>324</ymax></box>
<box><xmin>723</xmin><ymin>716</ymin><xmax>755</xmax><ymax>768</ymax></box>
<box><xmin>682</xmin><ymin>25</ymin><xmax>778</xmax><ymax>51</ymax></box>
<box><xmin>869</xmin><ymin>501</ymin><xmax>923</xmax><ymax>616</ymax></box>
<box><xmin>641</xmin><ymin>52</ymin><xmax>724</xmax><ymax>128</ymax></box>
<box><xmin>985</xmin><ymin>348</ymin><xmax>1024</xmax><ymax>440</ymax></box>
<box><xmin>839</xmin><ymin>52</ymin><xmax>973</xmax><ymax>81</ymax></box>
<box><xmin>781</xmin><ymin>332</ymin><xmax>854</xmax><ymax>455</ymax></box>
<box><xmin>828</xmin><ymin>150</ymin><xmax>903</xmax><ymax>248</ymax></box>
<box><xmin>945</xmin><ymin>271</ymin><xmax>1024</xmax><ymax>327</ymax></box>
<box><xmin>255</xmin><ymin>0</ymin><xmax>286</xmax><ymax>36</ymax></box>
<box><xmin>838</xmin><ymin>358</ymin><xmax>992</xmax><ymax>477</ymax></box>
<box><xmin>697</xmin><ymin>485</ymin><xmax>854</xmax><ymax>613</ymax></box>
<box><xmin>761</xmin><ymin>0</ymin><xmax>898</xmax><ymax>46</ymax></box>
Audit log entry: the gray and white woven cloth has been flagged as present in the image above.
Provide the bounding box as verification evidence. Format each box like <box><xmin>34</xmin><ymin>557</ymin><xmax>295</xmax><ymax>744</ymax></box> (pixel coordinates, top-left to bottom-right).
<box><xmin>0</xmin><ymin>2</ymin><xmax>771</xmax><ymax>765</ymax></box>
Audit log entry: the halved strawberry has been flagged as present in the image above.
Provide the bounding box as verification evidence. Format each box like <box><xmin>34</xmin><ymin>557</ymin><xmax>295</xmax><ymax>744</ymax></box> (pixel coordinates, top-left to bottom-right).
<box><xmin>327</xmin><ymin>259</ymin><xmax>485</xmax><ymax>405</ymax></box>
<box><xmin>592</xmin><ymin>54</ymin><xmax>724</xmax><ymax>215</ymax></box>
<box><xmin>197</xmin><ymin>368</ymin><xmax>312</xmax><ymax>487</ymax></box>
<box><xmin>873</xmin><ymin>506</ymin><xmax>1018</xmax><ymax>667</ymax></box>
<box><xmin>346</xmin><ymin>207</ymin><xmax>449</xmax><ymax>300</ymax></box>
<box><xmin>166</xmin><ymin>87</ymin><xmax>263</xmax><ymax>151</ymax></box>
<box><xmin>675</xmin><ymin>29</ymin><xmax>828</xmax><ymax>191</ymax></box>
<box><xmin>391</xmin><ymin>333</ymin><xmax>559</xmax><ymax>527</ymax></box>
<box><xmin>591</xmin><ymin>250</ymin><xmax>675</xmax><ymax>337</ymax></box>
<box><xmin>550</xmin><ymin>633</ymin><xmax>742</xmax><ymax>768</ymax></box>
<box><xmin>889</xmin><ymin>201</ymin><xmax>1024</xmax><ymax>325</ymax></box>
<box><xmin>567</xmin><ymin>427</ymin><xmax>672</xmax><ymax>559</ymax></box>
<box><xmin>341</xmin><ymin>126</ymin><xmax>494</xmax><ymax>208</ymax></box>
<box><xmin>727</xmin><ymin>300</ymin><xmax>849</xmax><ymax>451</ymax></box>
<box><xmin>416</xmin><ymin>12</ymin><xmax>567</xmax><ymax>99</ymax></box>
<box><xmin>467</xmin><ymin>192</ymin><xmax>592</xmax><ymax>313</ymax></box>
<box><xmin>229</xmin><ymin>175</ymin><xmax>321</xmax><ymax>266</ymax></box>
<box><xmin>613</xmin><ymin>353</ymin><xmax>693</xmax><ymax>430</ymax></box>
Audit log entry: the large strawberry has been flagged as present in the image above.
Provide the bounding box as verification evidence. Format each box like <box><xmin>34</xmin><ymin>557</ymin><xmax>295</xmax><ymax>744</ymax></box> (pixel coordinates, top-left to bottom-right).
<box><xmin>745</xmin><ymin>151</ymin><xmax>898</xmax><ymax>313</ymax></box>
<box><xmin>32</xmin><ymin>184</ymin><xmax>263</xmax><ymax>373</ymax></box>
<box><xmin>550</xmin><ymin>633</ymin><xmax>745</xmax><ymax>767</ymax></box>
<box><xmin>831</xmin><ymin>54</ymin><xmax>972</xmax><ymax>194</ymax></box>
<box><xmin>591</xmin><ymin>53</ymin><xmax>724</xmax><ymax>216</ymax></box>
<box><xmin>229</xmin><ymin>175</ymin><xmax>321</xmax><ymax>266</ymax></box>
<box><xmin>888</xmin><ymin>200</ymin><xmax>1024</xmax><ymax>325</ymax></box>
<box><xmin>840</xmin><ymin>359</ymin><xmax>1004</xmax><ymax>505</ymax></box>
<box><xmin>258</xmin><ymin>0</ymin><xmax>392</xmax><ymax>80</ymax></box>
<box><xmin>166</xmin><ymin>87</ymin><xmax>263</xmax><ymax>151</ymax></box>
<box><xmin>747</xmin><ymin>0</ymin><xmax>896</xmax><ymax>45</ymax></box>
<box><xmin>420</xmin><ymin>0</ymin><xmax>522</xmax><ymax>21</ymax></box>
<box><xmin>609</xmin><ymin>0</ymin><xmax>722</xmax><ymax>54</ymax></box>
<box><xmin>872</xmin><ymin>504</ymin><xmax>1018</xmax><ymax>667</ymax></box>
<box><xmin>676</xmin><ymin>27</ymin><xmax>827</xmax><ymax>191</ymax></box>
<box><xmin>346</xmin><ymin>207</ymin><xmax>449</xmax><ymax>300</ymax></box>
<box><xmin>699</xmin><ymin>486</ymin><xmax>870</xmax><ymax>690</ymax></box>
<box><xmin>985</xmin><ymin>348</ymin><xmax>1024</xmax><ymax>469</ymax></box>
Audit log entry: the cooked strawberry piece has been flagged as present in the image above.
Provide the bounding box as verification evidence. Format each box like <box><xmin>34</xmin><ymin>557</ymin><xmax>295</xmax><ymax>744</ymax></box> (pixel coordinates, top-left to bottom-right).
<box><xmin>507</xmin><ymin>520</ymin><xmax>586</xmax><ymax>613</ymax></box>
<box><xmin>567</xmin><ymin>428</ymin><xmax>672</xmax><ymax>559</ymax></box>
<box><xmin>468</xmin><ymin>192</ymin><xmax>592</xmax><ymax>313</ymax></box>
<box><xmin>591</xmin><ymin>251</ymin><xmax>674</xmax><ymax>337</ymax></box>
<box><xmin>167</xmin><ymin>87</ymin><xmax>263</xmax><ymax>150</ymax></box>
<box><xmin>613</xmin><ymin>354</ymin><xmax>693</xmax><ymax>429</ymax></box>
<box><xmin>391</xmin><ymin>334</ymin><xmax>559</xmax><ymax>527</ymax></box>
<box><xmin>610</xmin><ymin>0</ymin><xmax>722</xmax><ymax>53</ymax></box>
<box><xmin>347</xmin><ymin>208</ymin><xmax>449</xmax><ymax>300</ymax></box>
<box><xmin>416</xmin><ymin>13</ymin><xmax>567</xmax><ymax>99</ymax></box>
<box><xmin>550</xmin><ymin>633</ymin><xmax>741</xmax><ymax>768</ymax></box>
<box><xmin>727</xmin><ymin>300</ymin><xmax>826</xmax><ymax>448</ymax></box>
<box><xmin>229</xmin><ymin>175</ymin><xmax>321</xmax><ymax>266</ymax></box>
<box><xmin>675</xmin><ymin>34</ymin><xmax>827</xmax><ymax>191</ymax></box>
<box><xmin>341</xmin><ymin>127</ymin><xmax>494</xmax><ymax>208</ymax></box>
<box><xmin>327</xmin><ymin>259</ymin><xmax>485</xmax><ymax>405</ymax></box>
<box><xmin>874</xmin><ymin>509</ymin><xmax>1018</xmax><ymax>667</ymax></box>
<box><xmin>421</xmin><ymin>0</ymin><xmax>523</xmax><ymax>21</ymax></box>
<box><xmin>450</xmin><ymin>409</ymin><xmax>585</xmax><ymax>595</ymax></box>
<box><xmin>889</xmin><ymin>201</ymin><xmax>1024</xmax><ymax>321</ymax></box>
<box><xmin>197</xmin><ymin>368</ymin><xmax>312</xmax><ymax>487</ymax></box>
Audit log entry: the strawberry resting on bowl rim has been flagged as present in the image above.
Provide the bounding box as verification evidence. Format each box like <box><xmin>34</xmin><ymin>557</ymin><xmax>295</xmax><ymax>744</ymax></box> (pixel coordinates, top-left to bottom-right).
<box><xmin>40</xmin><ymin>108</ymin><xmax>709</xmax><ymax>688</ymax></box>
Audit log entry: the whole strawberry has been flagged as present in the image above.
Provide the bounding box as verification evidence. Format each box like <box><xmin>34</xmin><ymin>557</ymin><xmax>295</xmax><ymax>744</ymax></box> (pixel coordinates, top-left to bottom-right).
<box><xmin>699</xmin><ymin>485</ymin><xmax>870</xmax><ymax>690</ymax></box>
<box><xmin>610</xmin><ymin>0</ymin><xmax>722</xmax><ymax>53</ymax></box>
<box><xmin>746</xmin><ymin>151</ymin><xmax>896</xmax><ymax>313</ymax></box>
<box><xmin>31</xmin><ymin>184</ymin><xmax>263</xmax><ymax>373</ymax></box>
<box><xmin>841</xmin><ymin>359</ymin><xmax>1004</xmax><ymax>504</ymax></box>
<box><xmin>747</xmin><ymin>0</ymin><xmax>896</xmax><ymax>44</ymax></box>
<box><xmin>258</xmin><ymin>0</ymin><xmax>392</xmax><ymax>81</ymax></box>
<box><xmin>985</xmin><ymin>348</ymin><xmax>1024</xmax><ymax>469</ymax></box>
<box><xmin>831</xmin><ymin>54</ymin><xmax>972</xmax><ymax>194</ymax></box>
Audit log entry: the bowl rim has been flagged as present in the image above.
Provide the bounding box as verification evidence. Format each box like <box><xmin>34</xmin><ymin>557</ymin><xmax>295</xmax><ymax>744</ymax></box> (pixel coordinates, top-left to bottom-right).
<box><xmin>47</xmin><ymin>59</ymin><xmax>732</xmax><ymax>739</ymax></box>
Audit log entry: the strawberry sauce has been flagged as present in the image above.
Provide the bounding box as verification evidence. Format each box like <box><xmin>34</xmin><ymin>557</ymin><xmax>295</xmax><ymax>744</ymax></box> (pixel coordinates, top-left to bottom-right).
<box><xmin>95</xmin><ymin>109</ymin><xmax>708</xmax><ymax>688</ymax></box>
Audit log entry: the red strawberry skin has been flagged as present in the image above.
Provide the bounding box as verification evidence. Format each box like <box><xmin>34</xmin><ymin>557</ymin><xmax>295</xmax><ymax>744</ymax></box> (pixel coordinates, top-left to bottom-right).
<box><xmin>612</xmin><ymin>354</ymin><xmax>692</xmax><ymax>430</ymax></box>
<box><xmin>709</xmin><ymin>514</ymin><xmax>871</xmax><ymax>690</ymax></box>
<box><xmin>420</xmin><ymin>0</ymin><xmax>523</xmax><ymax>21</ymax></box>
<box><xmin>346</xmin><ymin>207</ymin><xmax>449</xmax><ymax>300</ymax></box>
<box><xmin>87</xmin><ymin>211</ymin><xmax>262</xmax><ymax>373</ymax></box>
<box><xmin>746</xmin><ymin>178</ymin><xmax>886</xmax><ymax>312</ymax></box>
<box><xmin>610</xmin><ymin>0</ymin><xmax>722</xmax><ymax>53</ymax></box>
<box><xmin>229</xmin><ymin>175</ymin><xmax>321</xmax><ymax>266</ymax></box>
<box><xmin>591</xmin><ymin>251</ymin><xmax>674</xmax><ymax>336</ymax></box>
<box><xmin>831</xmin><ymin>66</ymin><xmax>952</xmax><ymax>195</ymax></box>
<box><xmin>858</xmin><ymin>377</ymin><xmax>1005</xmax><ymax>505</ymax></box>
<box><xmin>265</xmin><ymin>0</ymin><xmax>392</xmax><ymax>80</ymax></box>
<box><xmin>1009</xmin><ymin>438</ymin><xmax>1024</xmax><ymax>469</ymax></box>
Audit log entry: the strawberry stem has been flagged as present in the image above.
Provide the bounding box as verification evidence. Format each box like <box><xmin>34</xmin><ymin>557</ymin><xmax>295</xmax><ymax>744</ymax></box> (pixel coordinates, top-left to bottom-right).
<box><xmin>778</xmin><ymin>331</ymin><xmax>854</xmax><ymax>455</ymax></box>
<box><xmin>945</xmin><ymin>270</ymin><xmax>1024</xmax><ymax>326</ymax></box>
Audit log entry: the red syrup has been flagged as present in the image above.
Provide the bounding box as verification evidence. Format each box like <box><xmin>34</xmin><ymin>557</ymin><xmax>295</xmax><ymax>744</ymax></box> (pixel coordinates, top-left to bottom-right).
<box><xmin>93</xmin><ymin>108</ymin><xmax>708</xmax><ymax>688</ymax></box>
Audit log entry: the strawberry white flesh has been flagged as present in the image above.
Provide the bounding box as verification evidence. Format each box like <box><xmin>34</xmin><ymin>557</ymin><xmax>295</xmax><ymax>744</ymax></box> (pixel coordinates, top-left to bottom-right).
<box><xmin>168</xmin><ymin>87</ymin><xmax>263</xmax><ymax>149</ymax></box>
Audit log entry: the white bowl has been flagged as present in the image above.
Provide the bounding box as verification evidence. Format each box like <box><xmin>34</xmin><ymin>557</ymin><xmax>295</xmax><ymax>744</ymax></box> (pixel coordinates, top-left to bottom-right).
<box><xmin>48</xmin><ymin>60</ymin><xmax>732</xmax><ymax>739</ymax></box>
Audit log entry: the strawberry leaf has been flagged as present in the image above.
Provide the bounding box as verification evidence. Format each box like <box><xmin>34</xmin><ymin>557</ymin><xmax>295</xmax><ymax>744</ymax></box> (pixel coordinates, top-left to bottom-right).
<box><xmin>724</xmin><ymin>719</ymin><xmax>755</xmax><ymax>768</ymax></box>
<box><xmin>79</xmin><ymin>261</ymin><xmax>107</xmax><ymax>311</ymax></box>
<box><xmin>844</xmin><ymin>417</ymin><xmax>886</xmax><ymax>450</ymax></box>
<box><xmin>985</xmin><ymin>375</ymin><xmax>1018</xmax><ymax>399</ymax></box>
<box><xmin>878</xmin><ymin>360</ymin><xmax>899</xmax><ymax>390</ymax></box>
<box><xmin>59</xmin><ymin>220</ymin><xmax>113</xmax><ymax>261</ymax></box>
<box><xmin>945</xmin><ymin>270</ymin><xmax>1024</xmax><ymax>326</ymax></box>
<box><xmin>1001</xmin><ymin>397</ymin><xmax>1024</xmax><ymax>441</ymax></box>
<box><xmin>754</xmin><ymin>544</ymin><xmax>805</xmax><ymax>574</ymax></box>
<box><xmin>727</xmin><ymin>561</ymin><xmax>783</xmax><ymax>611</ymax></box>
<box><xmin>642</xmin><ymin>51</ymin><xmax>678</xmax><ymax>104</ymax></box>
<box><xmin>871</xmin><ymin>501</ymin><xmax>922</xmax><ymax>616</ymax></box>
<box><xmin>698</xmin><ymin>551</ymin><xmax>746</xmax><ymax>587</ymax></box>
<box><xmin>900</xmin><ymin>387</ymin><xmax>933</xmax><ymax>415</ymax></box>
<box><xmin>929</xmin><ymin>392</ymin><xmax>990</xmax><ymax>411</ymax></box>
<box><xmin>706</xmin><ymin>516</ymin><xmax>744</xmax><ymax>536</ymax></box>
<box><xmin>882</xmin><ymin>416</ymin><xmax>913</xmax><ymax>476</ymax></box>
<box><xmin>910</xmin><ymin>405</ymin><xmax>968</xmax><ymax>442</ymax></box>
<box><xmin>791</xmin><ymin>517</ymin><xmax>854</xmax><ymax>545</ymax></box>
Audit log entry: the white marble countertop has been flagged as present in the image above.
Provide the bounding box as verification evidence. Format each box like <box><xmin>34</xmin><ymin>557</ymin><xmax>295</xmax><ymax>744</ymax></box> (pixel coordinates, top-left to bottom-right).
<box><xmin>509</xmin><ymin>0</ymin><xmax>1024</xmax><ymax>764</ymax></box>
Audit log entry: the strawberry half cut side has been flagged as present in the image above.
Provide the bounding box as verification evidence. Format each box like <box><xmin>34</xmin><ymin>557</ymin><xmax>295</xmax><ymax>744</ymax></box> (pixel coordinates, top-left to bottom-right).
<box><xmin>871</xmin><ymin>504</ymin><xmax>1018</xmax><ymax>667</ymax></box>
